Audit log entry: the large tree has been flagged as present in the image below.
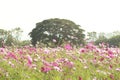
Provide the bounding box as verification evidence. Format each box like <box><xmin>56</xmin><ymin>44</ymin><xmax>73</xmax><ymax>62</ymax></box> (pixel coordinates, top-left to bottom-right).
<box><xmin>29</xmin><ymin>18</ymin><xmax>85</xmax><ymax>47</ymax></box>
<box><xmin>0</xmin><ymin>27</ymin><xmax>23</xmax><ymax>46</ymax></box>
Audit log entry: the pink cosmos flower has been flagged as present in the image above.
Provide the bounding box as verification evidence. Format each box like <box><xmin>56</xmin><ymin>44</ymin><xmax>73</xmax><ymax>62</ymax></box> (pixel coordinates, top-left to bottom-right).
<box><xmin>116</xmin><ymin>68</ymin><xmax>120</xmax><ymax>71</ymax></box>
<box><xmin>79</xmin><ymin>76</ymin><xmax>82</xmax><ymax>80</ymax></box>
<box><xmin>41</xmin><ymin>66</ymin><xmax>52</xmax><ymax>73</ymax></box>
<box><xmin>109</xmin><ymin>65</ymin><xmax>113</xmax><ymax>69</ymax></box>
<box><xmin>108</xmin><ymin>53</ymin><xmax>114</xmax><ymax>58</ymax></box>
<box><xmin>108</xmin><ymin>50</ymin><xmax>113</xmax><ymax>54</ymax></box>
<box><xmin>26</xmin><ymin>55</ymin><xmax>37</xmax><ymax>68</ymax></box>
<box><xmin>64</xmin><ymin>61</ymin><xmax>74</xmax><ymax>68</ymax></box>
<box><xmin>44</xmin><ymin>48</ymin><xmax>50</xmax><ymax>54</ymax></box>
<box><xmin>18</xmin><ymin>49</ymin><xmax>23</xmax><ymax>55</ymax></box>
<box><xmin>107</xmin><ymin>49</ymin><xmax>114</xmax><ymax>58</ymax></box>
<box><xmin>85</xmin><ymin>42</ymin><xmax>96</xmax><ymax>50</ymax></box>
<box><xmin>42</xmin><ymin>59</ymin><xmax>52</xmax><ymax>67</ymax></box>
<box><xmin>29</xmin><ymin>47</ymin><xmax>37</xmax><ymax>52</ymax></box>
<box><xmin>7</xmin><ymin>52</ymin><xmax>18</xmax><ymax>60</ymax></box>
<box><xmin>79</xmin><ymin>48</ymin><xmax>86</xmax><ymax>53</ymax></box>
<box><xmin>51</xmin><ymin>62</ymin><xmax>59</xmax><ymax>67</ymax></box>
<box><xmin>27</xmin><ymin>55</ymin><xmax>33</xmax><ymax>66</ymax></box>
<box><xmin>64</xmin><ymin>44</ymin><xmax>72</xmax><ymax>50</ymax></box>
<box><xmin>53</xmin><ymin>66</ymin><xmax>62</xmax><ymax>72</ymax></box>
<box><xmin>110</xmin><ymin>74</ymin><xmax>114</xmax><ymax>80</ymax></box>
<box><xmin>99</xmin><ymin>57</ymin><xmax>104</xmax><ymax>62</ymax></box>
<box><xmin>0</xmin><ymin>48</ymin><xmax>4</xmax><ymax>52</ymax></box>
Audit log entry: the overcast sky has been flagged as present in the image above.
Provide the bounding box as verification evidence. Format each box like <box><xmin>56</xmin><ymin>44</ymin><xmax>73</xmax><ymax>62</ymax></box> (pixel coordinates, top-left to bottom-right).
<box><xmin>0</xmin><ymin>0</ymin><xmax>120</xmax><ymax>40</ymax></box>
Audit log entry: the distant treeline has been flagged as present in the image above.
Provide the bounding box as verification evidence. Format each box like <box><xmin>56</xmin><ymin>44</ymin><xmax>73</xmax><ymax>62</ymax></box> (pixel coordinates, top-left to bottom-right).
<box><xmin>1</xmin><ymin>18</ymin><xmax>120</xmax><ymax>48</ymax></box>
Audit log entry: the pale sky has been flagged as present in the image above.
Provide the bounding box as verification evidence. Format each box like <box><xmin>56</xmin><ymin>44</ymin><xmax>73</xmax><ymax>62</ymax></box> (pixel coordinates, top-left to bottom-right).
<box><xmin>0</xmin><ymin>0</ymin><xmax>120</xmax><ymax>40</ymax></box>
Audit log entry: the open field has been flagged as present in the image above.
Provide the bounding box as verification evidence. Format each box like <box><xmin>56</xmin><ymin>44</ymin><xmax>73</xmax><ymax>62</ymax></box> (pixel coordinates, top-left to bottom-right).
<box><xmin>0</xmin><ymin>43</ymin><xmax>120</xmax><ymax>80</ymax></box>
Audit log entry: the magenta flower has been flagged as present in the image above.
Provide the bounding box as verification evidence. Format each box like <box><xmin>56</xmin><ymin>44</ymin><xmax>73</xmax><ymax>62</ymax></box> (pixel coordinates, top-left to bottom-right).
<box><xmin>18</xmin><ymin>49</ymin><xmax>23</xmax><ymax>55</ymax></box>
<box><xmin>107</xmin><ymin>50</ymin><xmax>114</xmax><ymax>58</ymax></box>
<box><xmin>64</xmin><ymin>44</ymin><xmax>72</xmax><ymax>50</ymax></box>
<box><xmin>41</xmin><ymin>66</ymin><xmax>52</xmax><ymax>73</ymax></box>
<box><xmin>110</xmin><ymin>74</ymin><xmax>114</xmax><ymax>80</ymax></box>
<box><xmin>109</xmin><ymin>65</ymin><xmax>113</xmax><ymax>69</ymax></box>
<box><xmin>28</xmin><ymin>47</ymin><xmax>37</xmax><ymax>54</ymax></box>
<box><xmin>51</xmin><ymin>62</ymin><xmax>59</xmax><ymax>67</ymax></box>
<box><xmin>42</xmin><ymin>59</ymin><xmax>52</xmax><ymax>66</ymax></box>
<box><xmin>108</xmin><ymin>50</ymin><xmax>113</xmax><ymax>54</ymax></box>
<box><xmin>79</xmin><ymin>76</ymin><xmax>82</xmax><ymax>80</ymax></box>
<box><xmin>108</xmin><ymin>53</ymin><xmax>114</xmax><ymax>58</ymax></box>
<box><xmin>85</xmin><ymin>42</ymin><xmax>96</xmax><ymax>50</ymax></box>
<box><xmin>99</xmin><ymin>57</ymin><xmax>104</xmax><ymax>61</ymax></box>
<box><xmin>7</xmin><ymin>52</ymin><xmax>18</xmax><ymax>60</ymax></box>
<box><xmin>64</xmin><ymin>61</ymin><xmax>74</xmax><ymax>68</ymax></box>
<box><xmin>79</xmin><ymin>48</ymin><xmax>86</xmax><ymax>53</ymax></box>
<box><xmin>0</xmin><ymin>48</ymin><xmax>4</xmax><ymax>52</ymax></box>
<box><xmin>27</xmin><ymin>55</ymin><xmax>33</xmax><ymax>66</ymax></box>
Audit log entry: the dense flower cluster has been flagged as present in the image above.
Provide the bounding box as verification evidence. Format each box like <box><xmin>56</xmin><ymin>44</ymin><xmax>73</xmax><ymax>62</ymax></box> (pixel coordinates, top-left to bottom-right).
<box><xmin>0</xmin><ymin>43</ymin><xmax>120</xmax><ymax>80</ymax></box>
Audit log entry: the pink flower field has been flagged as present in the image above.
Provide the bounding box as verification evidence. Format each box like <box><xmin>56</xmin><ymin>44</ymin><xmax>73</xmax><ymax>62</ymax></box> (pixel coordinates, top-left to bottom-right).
<box><xmin>0</xmin><ymin>43</ymin><xmax>120</xmax><ymax>80</ymax></box>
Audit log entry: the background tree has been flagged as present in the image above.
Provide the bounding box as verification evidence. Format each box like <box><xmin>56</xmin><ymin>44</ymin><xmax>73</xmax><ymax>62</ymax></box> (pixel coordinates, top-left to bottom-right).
<box><xmin>19</xmin><ymin>40</ymin><xmax>31</xmax><ymax>46</ymax></box>
<box><xmin>95</xmin><ymin>36</ymin><xmax>108</xmax><ymax>45</ymax></box>
<box><xmin>112</xmin><ymin>31</ymin><xmax>120</xmax><ymax>36</ymax></box>
<box><xmin>95</xmin><ymin>32</ymin><xmax>108</xmax><ymax>45</ymax></box>
<box><xmin>0</xmin><ymin>29</ymin><xmax>8</xmax><ymax>47</ymax></box>
<box><xmin>108</xmin><ymin>35</ymin><xmax>120</xmax><ymax>47</ymax></box>
<box><xmin>87</xmin><ymin>31</ymin><xmax>97</xmax><ymax>42</ymax></box>
<box><xmin>29</xmin><ymin>18</ymin><xmax>85</xmax><ymax>47</ymax></box>
<box><xmin>11</xmin><ymin>27</ymin><xmax>23</xmax><ymax>41</ymax></box>
<box><xmin>0</xmin><ymin>27</ymin><xmax>23</xmax><ymax>47</ymax></box>
<box><xmin>0</xmin><ymin>29</ymin><xmax>8</xmax><ymax>40</ymax></box>
<box><xmin>5</xmin><ymin>33</ymin><xmax>14</xmax><ymax>46</ymax></box>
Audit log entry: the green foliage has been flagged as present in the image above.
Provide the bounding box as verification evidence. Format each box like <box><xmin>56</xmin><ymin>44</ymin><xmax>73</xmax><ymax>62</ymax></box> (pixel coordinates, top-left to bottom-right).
<box><xmin>87</xmin><ymin>31</ymin><xmax>97</xmax><ymax>42</ymax></box>
<box><xmin>0</xmin><ymin>29</ymin><xmax>8</xmax><ymax>39</ymax></box>
<box><xmin>29</xmin><ymin>18</ymin><xmax>85</xmax><ymax>47</ymax></box>
<box><xmin>5</xmin><ymin>34</ymin><xmax>15</xmax><ymax>46</ymax></box>
<box><xmin>19</xmin><ymin>40</ymin><xmax>31</xmax><ymax>46</ymax></box>
<box><xmin>0</xmin><ymin>29</ymin><xmax>8</xmax><ymax>47</ymax></box>
<box><xmin>0</xmin><ymin>38</ymin><xmax>3</xmax><ymax>47</ymax></box>
<box><xmin>0</xmin><ymin>27</ymin><xmax>23</xmax><ymax>47</ymax></box>
<box><xmin>95</xmin><ymin>34</ymin><xmax>120</xmax><ymax>47</ymax></box>
<box><xmin>95</xmin><ymin>36</ymin><xmax>108</xmax><ymax>45</ymax></box>
<box><xmin>108</xmin><ymin>35</ymin><xmax>120</xmax><ymax>47</ymax></box>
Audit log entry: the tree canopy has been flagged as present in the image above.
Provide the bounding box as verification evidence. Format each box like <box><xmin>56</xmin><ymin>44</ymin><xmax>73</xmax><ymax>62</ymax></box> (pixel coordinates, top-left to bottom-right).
<box><xmin>0</xmin><ymin>27</ymin><xmax>23</xmax><ymax>47</ymax></box>
<box><xmin>108</xmin><ymin>35</ymin><xmax>120</xmax><ymax>47</ymax></box>
<box><xmin>29</xmin><ymin>18</ymin><xmax>85</xmax><ymax>47</ymax></box>
<box><xmin>94</xmin><ymin>32</ymin><xmax>120</xmax><ymax>47</ymax></box>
